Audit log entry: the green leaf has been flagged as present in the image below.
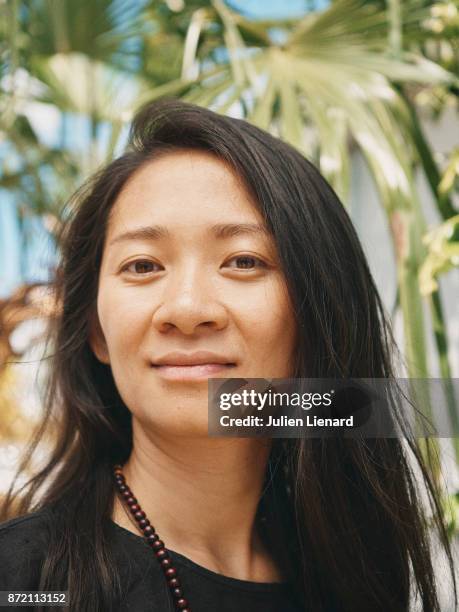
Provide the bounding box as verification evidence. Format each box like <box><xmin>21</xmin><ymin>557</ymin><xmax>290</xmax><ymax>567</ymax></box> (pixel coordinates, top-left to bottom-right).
<box><xmin>419</xmin><ymin>215</ymin><xmax>459</xmax><ymax>295</ymax></box>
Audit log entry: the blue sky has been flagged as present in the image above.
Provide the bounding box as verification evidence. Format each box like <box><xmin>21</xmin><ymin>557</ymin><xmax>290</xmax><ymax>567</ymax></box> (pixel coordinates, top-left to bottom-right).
<box><xmin>227</xmin><ymin>0</ymin><xmax>327</xmax><ymax>19</ymax></box>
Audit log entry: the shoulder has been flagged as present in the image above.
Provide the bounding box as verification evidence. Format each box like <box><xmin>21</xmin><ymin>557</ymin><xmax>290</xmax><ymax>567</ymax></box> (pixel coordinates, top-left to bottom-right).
<box><xmin>0</xmin><ymin>506</ymin><xmax>51</xmax><ymax>545</ymax></box>
<box><xmin>0</xmin><ymin>507</ymin><xmax>51</xmax><ymax>589</ymax></box>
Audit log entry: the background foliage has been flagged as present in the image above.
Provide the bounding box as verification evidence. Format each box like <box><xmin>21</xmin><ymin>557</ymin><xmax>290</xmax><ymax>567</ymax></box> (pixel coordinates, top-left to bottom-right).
<box><xmin>1</xmin><ymin>0</ymin><xmax>458</xmax><ymax>524</ymax></box>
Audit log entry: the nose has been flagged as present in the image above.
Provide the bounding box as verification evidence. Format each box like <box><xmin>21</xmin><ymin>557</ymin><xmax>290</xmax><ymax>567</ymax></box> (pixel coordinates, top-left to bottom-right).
<box><xmin>151</xmin><ymin>262</ymin><xmax>229</xmax><ymax>335</ymax></box>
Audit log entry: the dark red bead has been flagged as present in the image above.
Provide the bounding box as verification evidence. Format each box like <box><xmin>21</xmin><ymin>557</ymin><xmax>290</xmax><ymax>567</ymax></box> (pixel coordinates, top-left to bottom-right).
<box><xmin>172</xmin><ymin>587</ymin><xmax>182</xmax><ymax>598</ymax></box>
<box><xmin>143</xmin><ymin>525</ymin><xmax>154</xmax><ymax>535</ymax></box>
<box><xmin>177</xmin><ymin>600</ymin><xmax>188</xmax><ymax>609</ymax></box>
<box><xmin>181</xmin><ymin>609</ymin><xmax>191</xmax><ymax>612</ymax></box>
<box><xmin>114</xmin><ymin>474</ymin><xmax>125</xmax><ymax>482</ymax></box>
<box><xmin>152</xmin><ymin>540</ymin><xmax>164</xmax><ymax>551</ymax></box>
<box><xmin>165</xmin><ymin>568</ymin><xmax>177</xmax><ymax>578</ymax></box>
<box><xmin>146</xmin><ymin>534</ymin><xmax>159</xmax><ymax>545</ymax></box>
<box><xmin>122</xmin><ymin>490</ymin><xmax>131</xmax><ymax>499</ymax></box>
<box><xmin>161</xmin><ymin>558</ymin><xmax>172</xmax><ymax>569</ymax></box>
<box><xmin>129</xmin><ymin>504</ymin><xmax>140</xmax><ymax>513</ymax></box>
<box><xmin>156</xmin><ymin>549</ymin><xmax>168</xmax><ymax>560</ymax></box>
<box><xmin>118</xmin><ymin>484</ymin><xmax>127</xmax><ymax>493</ymax></box>
<box><xmin>139</xmin><ymin>518</ymin><xmax>149</xmax><ymax>528</ymax></box>
<box><xmin>134</xmin><ymin>510</ymin><xmax>145</xmax><ymax>521</ymax></box>
<box><xmin>168</xmin><ymin>578</ymin><xmax>180</xmax><ymax>588</ymax></box>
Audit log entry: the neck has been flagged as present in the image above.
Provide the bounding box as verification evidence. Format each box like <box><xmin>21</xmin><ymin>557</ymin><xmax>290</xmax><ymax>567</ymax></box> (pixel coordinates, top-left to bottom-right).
<box><xmin>112</xmin><ymin>419</ymin><xmax>281</xmax><ymax>582</ymax></box>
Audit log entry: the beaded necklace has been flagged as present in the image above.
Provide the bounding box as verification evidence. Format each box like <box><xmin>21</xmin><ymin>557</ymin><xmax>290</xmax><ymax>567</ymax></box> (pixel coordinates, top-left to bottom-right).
<box><xmin>113</xmin><ymin>464</ymin><xmax>191</xmax><ymax>612</ymax></box>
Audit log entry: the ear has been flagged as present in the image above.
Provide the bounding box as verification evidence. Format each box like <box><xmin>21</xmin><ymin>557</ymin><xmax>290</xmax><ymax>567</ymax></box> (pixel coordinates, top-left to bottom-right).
<box><xmin>88</xmin><ymin>310</ymin><xmax>110</xmax><ymax>365</ymax></box>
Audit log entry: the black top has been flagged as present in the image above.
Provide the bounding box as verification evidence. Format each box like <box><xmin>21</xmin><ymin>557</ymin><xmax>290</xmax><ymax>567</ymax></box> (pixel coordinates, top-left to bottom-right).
<box><xmin>0</xmin><ymin>509</ymin><xmax>303</xmax><ymax>611</ymax></box>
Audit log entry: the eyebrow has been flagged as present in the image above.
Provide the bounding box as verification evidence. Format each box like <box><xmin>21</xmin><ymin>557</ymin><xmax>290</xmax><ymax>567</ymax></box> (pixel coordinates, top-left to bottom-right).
<box><xmin>108</xmin><ymin>223</ymin><xmax>271</xmax><ymax>246</ymax></box>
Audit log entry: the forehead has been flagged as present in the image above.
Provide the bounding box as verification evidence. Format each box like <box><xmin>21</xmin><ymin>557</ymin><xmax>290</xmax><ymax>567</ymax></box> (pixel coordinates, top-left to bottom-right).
<box><xmin>106</xmin><ymin>150</ymin><xmax>263</xmax><ymax>237</ymax></box>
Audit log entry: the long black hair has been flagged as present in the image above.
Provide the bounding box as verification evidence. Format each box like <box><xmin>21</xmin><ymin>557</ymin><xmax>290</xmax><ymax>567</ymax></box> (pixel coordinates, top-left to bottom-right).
<box><xmin>1</xmin><ymin>98</ymin><xmax>456</xmax><ymax>611</ymax></box>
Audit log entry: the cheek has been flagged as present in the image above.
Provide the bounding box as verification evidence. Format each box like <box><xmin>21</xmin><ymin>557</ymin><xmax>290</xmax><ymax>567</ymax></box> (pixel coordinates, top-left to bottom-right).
<box><xmin>97</xmin><ymin>292</ymin><xmax>154</xmax><ymax>416</ymax></box>
<box><xmin>97</xmin><ymin>285</ymin><xmax>151</xmax><ymax>362</ymax></box>
<box><xmin>237</xmin><ymin>280</ymin><xmax>297</xmax><ymax>373</ymax></box>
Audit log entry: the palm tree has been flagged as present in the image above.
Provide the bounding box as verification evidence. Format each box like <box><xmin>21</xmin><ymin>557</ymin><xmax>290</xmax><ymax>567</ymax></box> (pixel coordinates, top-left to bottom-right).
<box><xmin>1</xmin><ymin>0</ymin><xmax>458</xmax><ymax>463</ymax></box>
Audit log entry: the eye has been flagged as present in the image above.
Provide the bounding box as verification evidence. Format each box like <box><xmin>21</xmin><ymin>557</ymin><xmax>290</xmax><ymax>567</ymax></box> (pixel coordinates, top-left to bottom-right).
<box><xmin>223</xmin><ymin>255</ymin><xmax>268</xmax><ymax>270</ymax></box>
<box><xmin>121</xmin><ymin>259</ymin><xmax>162</xmax><ymax>275</ymax></box>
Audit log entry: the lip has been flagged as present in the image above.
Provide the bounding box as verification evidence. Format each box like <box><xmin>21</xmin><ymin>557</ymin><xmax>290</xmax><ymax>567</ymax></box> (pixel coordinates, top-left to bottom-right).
<box><xmin>150</xmin><ymin>351</ymin><xmax>237</xmax><ymax>382</ymax></box>
<box><xmin>152</xmin><ymin>350</ymin><xmax>236</xmax><ymax>367</ymax></box>
<box><xmin>152</xmin><ymin>363</ymin><xmax>236</xmax><ymax>381</ymax></box>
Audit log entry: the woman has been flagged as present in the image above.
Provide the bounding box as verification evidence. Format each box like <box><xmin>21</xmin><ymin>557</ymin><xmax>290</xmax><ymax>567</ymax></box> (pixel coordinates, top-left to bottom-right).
<box><xmin>0</xmin><ymin>99</ymin><xmax>456</xmax><ymax>612</ymax></box>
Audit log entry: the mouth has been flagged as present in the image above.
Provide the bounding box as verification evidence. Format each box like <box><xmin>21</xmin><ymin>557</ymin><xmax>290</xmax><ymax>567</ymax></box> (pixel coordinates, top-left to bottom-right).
<box><xmin>151</xmin><ymin>362</ymin><xmax>237</xmax><ymax>381</ymax></box>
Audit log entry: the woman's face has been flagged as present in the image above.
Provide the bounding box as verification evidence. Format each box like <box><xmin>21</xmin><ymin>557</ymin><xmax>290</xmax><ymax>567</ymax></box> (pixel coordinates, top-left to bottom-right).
<box><xmin>90</xmin><ymin>150</ymin><xmax>297</xmax><ymax>436</ymax></box>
